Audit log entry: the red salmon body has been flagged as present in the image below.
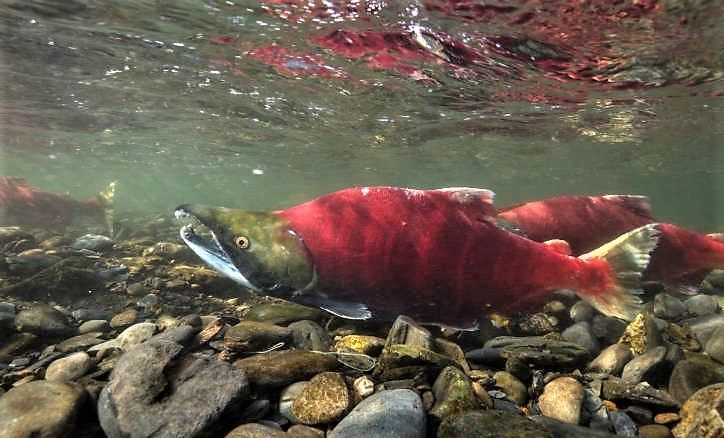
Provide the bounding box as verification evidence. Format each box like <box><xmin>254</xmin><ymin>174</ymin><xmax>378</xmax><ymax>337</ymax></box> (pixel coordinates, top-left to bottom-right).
<box><xmin>497</xmin><ymin>194</ymin><xmax>654</xmax><ymax>254</ymax></box>
<box><xmin>278</xmin><ymin>187</ymin><xmax>650</xmax><ymax>327</ymax></box>
<box><xmin>645</xmin><ymin>223</ymin><xmax>724</xmax><ymax>285</ymax></box>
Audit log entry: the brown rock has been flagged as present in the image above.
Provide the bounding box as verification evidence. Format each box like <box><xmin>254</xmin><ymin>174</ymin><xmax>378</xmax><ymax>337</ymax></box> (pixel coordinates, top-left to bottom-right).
<box><xmin>234</xmin><ymin>350</ymin><xmax>337</xmax><ymax>388</ymax></box>
<box><xmin>538</xmin><ymin>376</ymin><xmax>584</xmax><ymax>424</ymax></box>
<box><xmin>639</xmin><ymin>424</ymin><xmax>674</xmax><ymax>438</ymax></box>
<box><xmin>672</xmin><ymin>383</ymin><xmax>723</xmax><ymax>438</ymax></box>
<box><xmin>291</xmin><ymin>372</ymin><xmax>349</xmax><ymax>425</ymax></box>
<box><xmin>225</xmin><ymin>423</ymin><xmax>288</xmax><ymax>438</ymax></box>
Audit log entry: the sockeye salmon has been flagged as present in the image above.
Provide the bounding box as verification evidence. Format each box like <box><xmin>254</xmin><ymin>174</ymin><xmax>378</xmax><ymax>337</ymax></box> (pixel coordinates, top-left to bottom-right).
<box><xmin>0</xmin><ymin>177</ymin><xmax>115</xmax><ymax>231</ymax></box>
<box><xmin>498</xmin><ymin>195</ymin><xmax>724</xmax><ymax>286</ymax></box>
<box><xmin>175</xmin><ymin>187</ymin><xmax>659</xmax><ymax>329</ymax></box>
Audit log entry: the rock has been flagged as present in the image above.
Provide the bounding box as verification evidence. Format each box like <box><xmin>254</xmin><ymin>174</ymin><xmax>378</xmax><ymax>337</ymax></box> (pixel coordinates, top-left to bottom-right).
<box><xmin>538</xmin><ymin>376</ymin><xmax>585</xmax><ymax>424</ymax></box>
<box><xmin>286</xmin><ymin>425</ymin><xmax>324</xmax><ymax>437</ymax></box>
<box><xmin>668</xmin><ymin>354</ymin><xmax>724</xmax><ymax>403</ymax></box>
<box><xmin>672</xmin><ymin>383</ymin><xmax>723</xmax><ymax>438</ymax></box>
<box><xmin>515</xmin><ymin>312</ymin><xmax>558</xmax><ymax>335</ymax></box>
<box><xmin>72</xmin><ymin>307</ymin><xmax>109</xmax><ymax>322</ymax></box>
<box><xmin>654</xmin><ymin>412</ymin><xmax>680</xmax><ymax>424</ymax></box>
<box><xmin>439</xmin><ymin>410</ymin><xmax>554</xmax><ymax>438</ymax></box>
<box><xmin>602</xmin><ymin>378</ymin><xmax>679</xmax><ymax>409</ymax></box>
<box><xmin>72</xmin><ymin>234</ymin><xmax>114</xmax><ymax>251</ymax></box>
<box><xmin>77</xmin><ymin>319</ymin><xmax>110</xmax><ymax>334</ymax></box>
<box><xmin>0</xmin><ymin>332</ymin><xmax>38</xmax><ymax>359</ymax></box>
<box><xmin>353</xmin><ymin>375</ymin><xmax>375</xmax><ymax>401</ymax></box>
<box><xmin>591</xmin><ymin>315</ymin><xmax>627</xmax><ymax>344</ymax></box>
<box><xmin>430</xmin><ymin>366</ymin><xmax>478</xmax><ymax>423</ymax></box>
<box><xmin>291</xmin><ymin>372</ymin><xmax>349</xmax><ymax>425</ymax></box>
<box><xmin>225</xmin><ymin>423</ymin><xmax>288</xmax><ymax>437</ymax></box>
<box><xmin>481</xmin><ymin>336</ymin><xmax>590</xmax><ymax>369</ymax></box>
<box><xmin>376</xmin><ymin>343</ymin><xmax>456</xmax><ymax>380</ymax></box>
<box><xmin>385</xmin><ymin>315</ymin><xmax>433</xmax><ymax>349</ymax></box>
<box><xmin>224</xmin><ymin>320</ymin><xmax>291</xmax><ymax>352</ymax></box>
<box><xmin>681</xmin><ymin>313</ymin><xmax>724</xmax><ymax>346</ymax></box>
<box><xmin>0</xmin><ymin>380</ymin><xmax>86</xmax><ymax>437</ymax></box>
<box><xmin>562</xmin><ymin>321</ymin><xmax>600</xmax><ymax>354</ymax></box>
<box><xmin>98</xmin><ymin>337</ymin><xmax>249</xmax><ymax>438</ymax></box>
<box><xmin>14</xmin><ymin>305</ymin><xmax>73</xmax><ymax>337</ymax></box>
<box><xmin>621</xmin><ymin>346</ymin><xmax>667</xmax><ymax>384</ymax></box>
<box><xmin>570</xmin><ymin>301</ymin><xmax>595</xmax><ymax>322</ymax></box>
<box><xmin>289</xmin><ymin>320</ymin><xmax>331</xmax><ymax>351</ymax></box>
<box><xmin>57</xmin><ymin>332</ymin><xmax>105</xmax><ymax>352</ymax></box>
<box><xmin>142</xmin><ymin>241</ymin><xmax>194</xmax><ymax>261</ymax></box>
<box><xmin>619</xmin><ymin>313</ymin><xmax>661</xmax><ymax>354</ymax></box>
<box><xmin>0</xmin><ymin>301</ymin><xmax>16</xmax><ymax>329</ymax></box>
<box><xmin>109</xmin><ymin>308</ymin><xmax>138</xmax><ymax>329</ymax></box>
<box><xmin>704</xmin><ymin>325</ymin><xmax>724</xmax><ymax>363</ymax></box>
<box><xmin>653</xmin><ymin>293</ymin><xmax>686</xmax><ymax>320</ymax></box>
<box><xmin>685</xmin><ymin>295</ymin><xmax>719</xmax><ymax>318</ymax></box>
<box><xmin>234</xmin><ymin>350</ymin><xmax>338</xmax><ymax>388</ymax></box>
<box><xmin>609</xmin><ymin>410</ymin><xmax>637</xmax><ymax>437</ymax></box>
<box><xmin>638</xmin><ymin>424</ymin><xmax>674</xmax><ymax>438</ymax></box>
<box><xmin>663</xmin><ymin>322</ymin><xmax>701</xmax><ymax>352</ymax></box>
<box><xmin>588</xmin><ymin>343</ymin><xmax>633</xmax><ymax>375</ymax></box>
<box><xmin>529</xmin><ymin>415</ymin><xmax>616</xmax><ymax>438</ymax></box>
<box><xmin>335</xmin><ymin>334</ymin><xmax>386</xmax><ymax>355</ymax></box>
<box><xmin>244</xmin><ymin>302</ymin><xmax>324</xmax><ymax>325</ymax></box>
<box><xmin>435</xmin><ymin>338</ymin><xmax>471</xmax><ymax>373</ymax></box>
<box><xmin>88</xmin><ymin>322</ymin><xmax>157</xmax><ymax>352</ymax></box>
<box><xmin>279</xmin><ymin>381</ymin><xmax>308</xmax><ymax>423</ymax></box>
<box><xmin>45</xmin><ymin>352</ymin><xmax>92</xmax><ymax>382</ymax></box>
<box><xmin>125</xmin><ymin>282</ymin><xmax>146</xmax><ymax>296</ymax></box>
<box><xmin>492</xmin><ymin>371</ymin><xmax>528</xmax><ymax>406</ymax></box>
<box><xmin>328</xmin><ymin>389</ymin><xmax>425</xmax><ymax>438</ymax></box>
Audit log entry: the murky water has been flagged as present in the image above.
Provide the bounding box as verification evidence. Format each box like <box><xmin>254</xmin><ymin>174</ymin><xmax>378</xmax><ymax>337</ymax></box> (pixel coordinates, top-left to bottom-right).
<box><xmin>1</xmin><ymin>0</ymin><xmax>722</xmax><ymax>230</ymax></box>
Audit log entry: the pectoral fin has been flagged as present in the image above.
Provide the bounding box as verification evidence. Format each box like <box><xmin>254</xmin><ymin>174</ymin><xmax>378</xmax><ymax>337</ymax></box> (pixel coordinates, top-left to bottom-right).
<box><xmin>294</xmin><ymin>292</ymin><xmax>373</xmax><ymax>320</ymax></box>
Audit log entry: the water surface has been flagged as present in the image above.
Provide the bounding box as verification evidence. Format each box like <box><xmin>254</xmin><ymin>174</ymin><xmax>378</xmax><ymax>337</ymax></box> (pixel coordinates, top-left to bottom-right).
<box><xmin>1</xmin><ymin>0</ymin><xmax>722</xmax><ymax>229</ymax></box>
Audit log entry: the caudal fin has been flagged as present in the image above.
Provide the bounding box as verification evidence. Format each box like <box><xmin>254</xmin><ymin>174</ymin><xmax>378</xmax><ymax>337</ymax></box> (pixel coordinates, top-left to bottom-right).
<box><xmin>579</xmin><ymin>223</ymin><xmax>660</xmax><ymax>320</ymax></box>
<box><xmin>97</xmin><ymin>181</ymin><xmax>116</xmax><ymax>235</ymax></box>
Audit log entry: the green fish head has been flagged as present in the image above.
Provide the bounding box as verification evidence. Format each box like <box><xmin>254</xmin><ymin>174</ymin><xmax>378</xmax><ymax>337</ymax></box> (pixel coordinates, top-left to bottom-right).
<box><xmin>174</xmin><ymin>204</ymin><xmax>315</xmax><ymax>296</ymax></box>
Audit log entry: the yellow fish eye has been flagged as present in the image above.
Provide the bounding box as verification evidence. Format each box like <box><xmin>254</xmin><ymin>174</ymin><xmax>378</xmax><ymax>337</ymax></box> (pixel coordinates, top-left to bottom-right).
<box><xmin>234</xmin><ymin>235</ymin><xmax>251</xmax><ymax>249</ymax></box>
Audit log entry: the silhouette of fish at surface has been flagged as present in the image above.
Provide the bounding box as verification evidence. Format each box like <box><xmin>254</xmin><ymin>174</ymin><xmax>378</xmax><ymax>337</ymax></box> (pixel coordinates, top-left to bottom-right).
<box><xmin>175</xmin><ymin>186</ymin><xmax>659</xmax><ymax>329</ymax></box>
<box><xmin>0</xmin><ymin>177</ymin><xmax>115</xmax><ymax>231</ymax></box>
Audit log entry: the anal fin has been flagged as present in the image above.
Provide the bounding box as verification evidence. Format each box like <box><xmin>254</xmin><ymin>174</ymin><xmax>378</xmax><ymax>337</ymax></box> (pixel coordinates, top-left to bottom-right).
<box><xmin>294</xmin><ymin>293</ymin><xmax>372</xmax><ymax>320</ymax></box>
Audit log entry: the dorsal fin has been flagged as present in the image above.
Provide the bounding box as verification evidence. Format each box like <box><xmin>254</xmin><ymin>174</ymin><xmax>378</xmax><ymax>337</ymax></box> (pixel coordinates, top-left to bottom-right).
<box><xmin>601</xmin><ymin>195</ymin><xmax>654</xmax><ymax>221</ymax></box>
<box><xmin>543</xmin><ymin>239</ymin><xmax>572</xmax><ymax>256</ymax></box>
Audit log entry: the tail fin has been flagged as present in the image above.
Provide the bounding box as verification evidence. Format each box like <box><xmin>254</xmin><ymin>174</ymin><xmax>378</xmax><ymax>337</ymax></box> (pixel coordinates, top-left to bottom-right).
<box><xmin>579</xmin><ymin>224</ymin><xmax>660</xmax><ymax>320</ymax></box>
<box><xmin>97</xmin><ymin>181</ymin><xmax>116</xmax><ymax>235</ymax></box>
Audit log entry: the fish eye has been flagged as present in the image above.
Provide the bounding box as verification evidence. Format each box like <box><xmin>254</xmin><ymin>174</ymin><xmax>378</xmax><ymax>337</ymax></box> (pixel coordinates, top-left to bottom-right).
<box><xmin>234</xmin><ymin>235</ymin><xmax>251</xmax><ymax>249</ymax></box>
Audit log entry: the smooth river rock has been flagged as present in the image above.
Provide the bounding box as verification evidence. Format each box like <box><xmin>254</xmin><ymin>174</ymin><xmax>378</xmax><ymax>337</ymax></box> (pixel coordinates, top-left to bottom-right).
<box><xmin>291</xmin><ymin>372</ymin><xmax>349</xmax><ymax>425</ymax></box>
<box><xmin>45</xmin><ymin>351</ymin><xmax>92</xmax><ymax>382</ymax></box>
<box><xmin>0</xmin><ymin>380</ymin><xmax>86</xmax><ymax>438</ymax></box>
<box><xmin>328</xmin><ymin>389</ymin><xmax>426</xmax><ymax>438</ymax></box>
<box><xmin>538</xmin><ymin>376</ymin><xmax>585</xmax><ymax>424</ymax></box>
<box><xmin>438</xmin><ymin>410</ymin><xmax>555</xmax><ymax>438</ymax></box>
<box><xmin>234</xmin><ymin>349</ymin><xmax>338</xmax><ymax>388</ymax></box>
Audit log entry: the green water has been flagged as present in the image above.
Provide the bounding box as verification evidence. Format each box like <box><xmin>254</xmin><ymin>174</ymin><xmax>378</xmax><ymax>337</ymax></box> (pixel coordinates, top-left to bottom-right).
<box><xmin>1</xmin><ymin>0</ymin><xmax>722</xmax><ymax>230</ymax></box>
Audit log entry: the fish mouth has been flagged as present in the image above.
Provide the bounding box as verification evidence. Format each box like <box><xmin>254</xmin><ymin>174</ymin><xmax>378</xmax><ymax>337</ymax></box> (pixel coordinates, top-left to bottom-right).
<box><xmin>174</xmin><ymin>206</ymin><xmax>261</xmax><ymax>293</ymax></box>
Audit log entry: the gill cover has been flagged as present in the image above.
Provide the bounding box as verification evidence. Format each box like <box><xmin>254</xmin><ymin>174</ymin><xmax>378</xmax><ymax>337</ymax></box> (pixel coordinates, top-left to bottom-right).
<box><xmin>175</xmin><ymin>204</ymin><xmax>316</xmax><ymax>296</ymax></box>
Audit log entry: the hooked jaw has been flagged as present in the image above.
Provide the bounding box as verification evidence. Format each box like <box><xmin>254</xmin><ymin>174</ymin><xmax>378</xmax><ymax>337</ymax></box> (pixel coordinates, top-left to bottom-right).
<box><xmin>174</xmin><ymin>206</ymin><xmax>261</xmax><ymax>293</ymax></box>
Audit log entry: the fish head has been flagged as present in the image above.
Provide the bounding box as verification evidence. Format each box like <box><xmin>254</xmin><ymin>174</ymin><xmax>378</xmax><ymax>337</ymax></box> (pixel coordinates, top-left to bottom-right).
<box><xmin>174</xmin><ymin>204</ymin><xmax>315</xmax><ymax>297</ymax></box>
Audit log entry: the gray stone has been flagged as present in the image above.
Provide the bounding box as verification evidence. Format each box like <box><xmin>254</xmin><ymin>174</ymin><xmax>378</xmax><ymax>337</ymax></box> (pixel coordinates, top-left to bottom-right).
<box><xmin>328</xmin><ymin>389</ymin><xmax>425</xmax><ymax>438</ymax></box>
<box><xmin>653</xmin><ymin>293</ymin><xmax>686</xmax><ymax>321</ymax></box>
<box><xmin>14</xmin><ymin>305</ymin><xmax>73</xmax><ymax>337</ymax></box>
<box><xmin>570</xmin><ymin>301</ymin><xmax>595</xmax><ymax>322</ymax></box>
<box><xmin>592</xmin><ymin>315</ymin><xmax>627</xmax><ymax>343</ymax></box>
<box><xmin>78</xmin><ymin>319</ymin><xmax>110</xmax><ymax>334</ymax></box>
<box><xmin>602</xmin><ymin>378</ymin><xmax>679</xmax><ymax>409</ymax></box>
<box><xmin>530</xmin><ymin>415</ymin><xmax>617</xmax><ymax>438</ymax></box>
<box><xmin>289</xmin><ymin>320</ymin><xmax>332</xmax><ymax>351</ymax></box>
<box><xmin>71</xmin><ymin>307</ymin><xmax>109</xmax><ymax>322</ymax></box>
<box><xmin>98</xmin><ymin>338</ymin><xmax>249</xmax><ymax>438</ymax></box>
<box><xmin>88</xmin><ymin>322</ymin><xmax>157</xmax><ymax>352</ymax></box>
<box><xmin>562</xmin><ymin>321</ymin><xmax>600</xmax><ymax>354</ymax></box>
<box><xmin>704</xmin><ymin>325</ymin><xmax>724</xmax><ymax>363</ymax></box>
<box><xmin>439</xmin><ymin>411</ymin><xmax>555</xmax><ymax>438</ymax></box>
<box><xmin>588</xmin><ymin>343</ymin><xmax>633</xmax><ymax>375</ymax></box>
<box><xmin>72</xmin><ymin>234</ymin><xmax>114</xmax><ymax>251</ymax></box>
<box><xmin>538</xmin><ymin>376</ymin><xmax>585</xmax><ymax>424</ymax></box>
<box><xmin>668</xmin><ymin>354</ymin><xmax>724</xmax><ymax>403</ymax></box>
<box><xmin>0</xmin><ymin>302</ymin><xmax>17</xmax><ymax>329</ymax></box>
<box><xmin>57</xmin><ymin>332</ymin><xmax>105</xmax><ymax>353</ymax></box>
<box><xmin>279</xmin><ymin>381</ymin><xmax>308</xmax><ymax>423</ymax></box>
<box><xmin>45</xmin><ymin>352</ymin><xmax>92</xmax><ymax>382</ymax></box>
<box><xmin>286</xmin><ymin>425</ymin><xmax>324</xmax><ymax>438</ymax></box>
<box><xmin>685</xmin><ymin>295</ymin><xmax>719</xmax><ymax>318</ymax></box>
<box><xmin>482</xmin><ymin>336</ymin><xmax>590</xmax><ymax>369</ymax></box>
<box><xmin>621</xmin><ymin>346</ymin><xmax>667</xmax><ymax>384</ymax></box>
<box><xmin>672</xmin><ymin>383</ymin><xmax>723</xmax><ymax>438</ymax></box>
<box><xmin>609</xmin><ymin>410</ymin><xmax>637</xmax><ymax>437</ymax></box>
<box><xmin>0</xmin><ymin>380</ymin><xmax>86</xmax><ymax>438</ymax></box>
<box><xmin>681</xmin><ymin>313</ymin><xmax>724</xmax><ymax>346</ymax></box>
<box><xmin>244</xmin><ymin>302</ymin><xmax>324</xmax><ymax>325</ymax></box>
<box><xmin>385</xmin><ymin>315</ymin><xmax>433</xmax><ymax>349</ymax></box>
